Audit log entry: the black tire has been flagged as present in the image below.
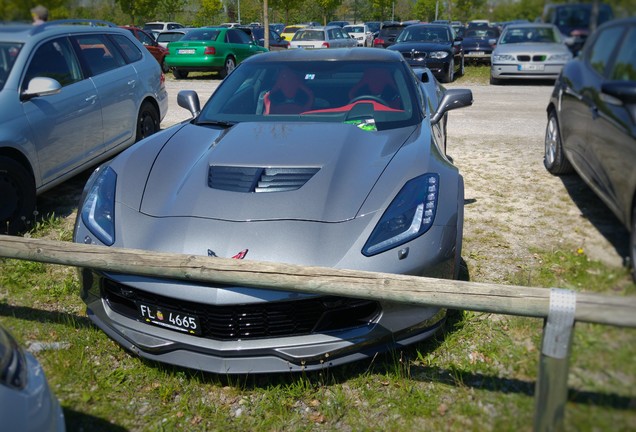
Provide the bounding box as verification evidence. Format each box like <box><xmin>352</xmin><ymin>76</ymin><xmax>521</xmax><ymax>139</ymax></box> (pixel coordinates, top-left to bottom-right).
<box><xmin>458</xmin><ymin>55</ymin><xmax>465</xmax><ymax>76</ymax></box>
<box><xmin>219</xmin><ymin>56</ymin><xmax>236</xmax><ymax>79</ymax></box>
<box><xmin>630</xmin><ymin>204</ymin><xmax>636</xmax><ymax>283</ymax></box>
<box><xmin>544</xmin><ymin>109</ymin><xmax>573</xmax><ymax>175</ymax></box>
<box><xmin>161</xmin><ymin>59</ymin><xmax>170</xmax><ymax>73</ymax></box>
<box><xmin>136</xmin><ymin>102</ymin><xmax>160</xmax><ymax>141</ymax></box>
<box><xmin>173</xmin><ymin>68</ymin><xmax>188</xmax><ymax>79</ymax></box>
<box><xmin>0</xmin><ymin>156</ymin><xmax>36</xmax><ymax>235</ymax></box>
<box><xmin>441</xmin><ymin>59</ymin><xmax>454</xmax><ymax>83</ymax></box>
<box><xmin>490</xmin><ymin>75</ymin><xmax>501</xmax><ymax>85</ymax></box>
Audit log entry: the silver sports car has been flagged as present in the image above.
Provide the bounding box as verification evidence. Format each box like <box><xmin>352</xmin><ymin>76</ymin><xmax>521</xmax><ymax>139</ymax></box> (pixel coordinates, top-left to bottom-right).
<box><xmin>74</xmin><ymin>48</ymin><xmax>473</xmax><ymax>374</ymax></box>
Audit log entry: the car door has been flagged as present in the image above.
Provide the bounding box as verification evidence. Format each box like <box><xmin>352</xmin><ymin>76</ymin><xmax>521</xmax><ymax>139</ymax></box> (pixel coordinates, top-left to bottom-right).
<box><xmin>20</xmin><ymin>37</ymin><xmax>103</xmax><ymax>187</ymax></box>
<box><xmin>585</xmin><ymin>23</ymin><xmax>636</xmax><ymax>221</ymax></box>
<box><xmin>74</xmin><ymin>33</ymin><xmax>139</xmax><ymax>151</ymax></box>
<box><xmin>226</xmin><ymin>29</ymin><xmax>257</xmax><ymax>63</ymax></box>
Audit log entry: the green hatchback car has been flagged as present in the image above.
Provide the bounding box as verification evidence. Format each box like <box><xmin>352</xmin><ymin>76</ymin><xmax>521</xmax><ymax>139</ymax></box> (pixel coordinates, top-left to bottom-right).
<box><xmin>165</xmin><ymin>27</ymin><xmax>268</xmax><ymax>79</ymax></box>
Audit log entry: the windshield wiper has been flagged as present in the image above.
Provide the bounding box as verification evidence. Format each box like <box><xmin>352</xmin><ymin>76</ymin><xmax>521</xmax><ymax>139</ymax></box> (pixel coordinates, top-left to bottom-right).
<box><xmin>196</xmin><ymin>119</ymin><xmax>237</xmax><ymax>128</ymax></box>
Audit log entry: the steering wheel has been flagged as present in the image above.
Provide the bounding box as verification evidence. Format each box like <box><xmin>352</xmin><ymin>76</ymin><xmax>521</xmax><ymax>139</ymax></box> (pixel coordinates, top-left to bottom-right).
<box><xmin>348</xmin><ymin>95</ymin><xmax>389</xmax><ymax>106</ymax></box>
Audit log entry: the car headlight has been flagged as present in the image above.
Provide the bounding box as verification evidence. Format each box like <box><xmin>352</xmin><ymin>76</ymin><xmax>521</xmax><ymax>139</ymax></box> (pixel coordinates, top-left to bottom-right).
<box><xmin>80</xmin><ymin>166</ymin><xmax>117</xmax><ymax>246</ymax></box>
<box><xmin>548</xmin><ymin>53</ymin><xmax>572</xmax><ymax>61</ymax></box>
<box><xmin>429</xmin><ymin>51</ymin><xmax>449</xmax><ymax>59</ymax></box>
<box><xmin>0</xmin><ymin>326</ymin><xmax>27</xmax><ymax>390</ymax></box>
<box><xmin>492</xmin><ymin>54</ymin><xmax>515</xmax><ymax>62</ymax></box>
<box><xmin>362</xmin><ymin>174</ymin><xmax>439</xmax><ymax>256</ymax></box>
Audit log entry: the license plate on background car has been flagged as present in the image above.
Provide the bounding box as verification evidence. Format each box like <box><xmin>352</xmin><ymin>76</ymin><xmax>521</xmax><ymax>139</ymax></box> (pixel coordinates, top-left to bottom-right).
<box><xmin>178</xmin><ymin>49</ymin><xmax>195</xmax><ymax>54</ymax></box>
<box><xmin>519</xmin><ymin>64</ymin><xmax>545</xmax><ymax>71</ymax></box>
<box><xmin>138</xmin><ymin>303</ymin><xmax>201</xmax><ymax>335</ymax></box>
<box><xmin>467</xmin><ymin>51</ymin><xmax>483</xmax><ymax>56</ymax></box>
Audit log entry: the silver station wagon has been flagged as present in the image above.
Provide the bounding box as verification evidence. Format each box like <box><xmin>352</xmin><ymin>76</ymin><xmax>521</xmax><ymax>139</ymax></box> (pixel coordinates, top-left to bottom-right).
<box><xmin>0</xmin><ymin>20</ymin><xmax>168</xmax><ymax>234</ymax></box>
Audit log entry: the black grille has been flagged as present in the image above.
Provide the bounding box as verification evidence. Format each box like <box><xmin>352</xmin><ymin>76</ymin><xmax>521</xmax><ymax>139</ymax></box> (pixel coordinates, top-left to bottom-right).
<box><xmin>517</xmin><ymin>54</ymin><xmax>547</xmax><ymax>62</ymax></box>
<box><xmin>102</xmin><ymin>279</ymin><xmax>381</xmax><ymax>340</ymax></box>
<box><xmin>401</xmin><ymin>51</ymin><xmax>427</xmax><ymax>61</ymax></box>
<box><xmin>208</xmin><ymin>166</ymin><xmax>319</xmax><ymax>193</ymax></box>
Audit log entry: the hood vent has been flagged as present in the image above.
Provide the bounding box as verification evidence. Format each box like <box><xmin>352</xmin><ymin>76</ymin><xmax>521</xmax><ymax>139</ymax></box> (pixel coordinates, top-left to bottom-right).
<box><xmin>208</xmin><ymin>166</ymin><xmax>320</xmax><ymax>193</ymax></box>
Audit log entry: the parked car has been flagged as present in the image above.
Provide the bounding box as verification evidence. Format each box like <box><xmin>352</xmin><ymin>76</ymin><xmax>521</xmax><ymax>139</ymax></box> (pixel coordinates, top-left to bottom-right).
<box><xmin>270</xmin><ymin>23</ymin><xmax>285</xmax><ymax>34</ymax></box>
<box><xmin>120</xmin><ymin>26</ymin><xmax>170</xmax><ymax>72</ymax></box>
<box><xmin>144</xmin><ymin>21</ymin><xmax>184</xmax><ymax>33</ymax></box>
<box><xmin>490</xmin><ymin>23</ymin><xmax>572</xmax><ymax>85</ymax></box>
<box><xmin>73</xmin><ymin>47</ymin><xmax>473</xmax><ymax>374</ymax></box>
<box><xmin>365</xmin><ymin>21</ymin><xmax>381</xmax><ymax>38</ymax></box>
<box><xmin>155</xmin><ymin>28</ymin><xmax>194</xmax><ymax>48</ymax></box>
<box><xmin>387</xmin><ymin>23</ymin><xmax>464</xmax><ymax>83</ymax></box>
<box><xmin>0</xmin><ymin>323</ymin><xmax>65</xmax><ymax>432</ymax></box>
<box><xmin>289</xmin><ymin>26</ymin><xmax>357</xmax><ymax>49</ymax></box>
<box><xmin>0</xmin><ymin>20</ymin><xmax>168</xmax><ymax>234</ymax></box>
<box><xmin>542</xmin><ymin>2</ymin><xmax>613</xmax><ymax>54</ymax></box>
<box><xmin>164</xmin><ymin>27</ymin><xmax>268</xmax><ymax>79</ymax></box>
<box><xmin>544</xmin><ymin>17</ymin><xmax>636</xmax><ymax>280</ymax></box>
<box><xmin>373</xmin><ymin>22</ymin><xmax>414</xmax><ymax>48</ymax></box>
<box><xmin>343</xmin><ymin>24</ymin><xmax>374</xmax><ymax>47</ymax></box>
<box><xmin>462</xmin><ymin>26</ymin><xmax>500</xmax><ymax>64</ymax></box>
<box><xmin>280</xmin><ymin>24</ymin><xmax>308</xmax><ymax>42</ymax></box>
<box><xmin>238</xmin><ymin>26</ymin><xmax>289</xmax><ymax>50</ymax></box>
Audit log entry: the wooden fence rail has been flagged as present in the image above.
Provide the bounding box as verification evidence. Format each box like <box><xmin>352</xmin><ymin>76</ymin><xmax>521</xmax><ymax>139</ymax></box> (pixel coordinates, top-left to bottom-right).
<box><xmin>0</xmin><ymin>234</ymin><xmax>634</xmax><ymax>431</ymax></box>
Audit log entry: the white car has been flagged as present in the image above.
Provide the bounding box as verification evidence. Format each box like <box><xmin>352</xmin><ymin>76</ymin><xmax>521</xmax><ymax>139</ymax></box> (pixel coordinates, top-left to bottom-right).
<box><xmin>289</xmin><ymin>26</ymin><xmax>358</xmax><ymax>49</ymax></box>
<box><xmin>343</xmin><ymin>24</ymin><xmax>374</xmax><ymax>47</ymax></box>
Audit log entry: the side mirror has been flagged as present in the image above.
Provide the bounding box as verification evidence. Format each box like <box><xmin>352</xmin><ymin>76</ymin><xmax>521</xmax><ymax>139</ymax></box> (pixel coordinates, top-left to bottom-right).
<box><xmin>177</xmin><ymin>90</ymin><xmax>201</xmax><ymax>117</ymax></box>
<box><xmin>430</xmin><ymin>89</ymin><xmax>473</xmax><ymax>125</ymax></box>
<box><xmin>20</xmin><ymin>77</ymin><xmax>62</xmax><ymax>101</ymax></box>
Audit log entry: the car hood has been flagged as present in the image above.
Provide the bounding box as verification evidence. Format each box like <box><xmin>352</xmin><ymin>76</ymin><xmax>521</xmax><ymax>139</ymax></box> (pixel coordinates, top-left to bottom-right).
<box><xmin>139</xmin><ymin>122</ymin><xmax>414</xmax><ymax>222</ymax></box>
<box><xmin>388</xmin><ymin>41</ymin><xmax>452</xmax><ymax>52</ymax></box>
<box><xmin>494</xmin><ymin>42</ymin><xmax>569</xmax><ymax>54</ymax></box>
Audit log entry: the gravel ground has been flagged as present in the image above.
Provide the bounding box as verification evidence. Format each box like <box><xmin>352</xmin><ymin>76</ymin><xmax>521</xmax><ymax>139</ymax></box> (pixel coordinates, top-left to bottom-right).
<box><xmin>38</xmin><ymin>76</ymin><xmax>629</xmax><ymax>283</ymax></box>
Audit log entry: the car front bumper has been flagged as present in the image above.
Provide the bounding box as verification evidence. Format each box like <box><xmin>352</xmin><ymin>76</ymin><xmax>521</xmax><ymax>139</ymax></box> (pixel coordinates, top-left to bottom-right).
<box><xmin>491</xmin><ymin>62</ymin><xmax>566</xmax><ymax>80</ymax></box>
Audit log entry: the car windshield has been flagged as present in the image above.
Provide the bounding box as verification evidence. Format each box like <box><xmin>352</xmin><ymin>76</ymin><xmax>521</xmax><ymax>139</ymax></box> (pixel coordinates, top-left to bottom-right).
<box><xmin>197</xmin><ymin>60</ymin><xmax>419</xmax><ymax>131</ymax></box>
<box><xmin>0</xmin><ymin>42</ymin><xmax>22</xmax><ymax>91</ymax></box>
<box><xmin>292</xmin><ymin>30</ymin><xmax>325</xmax><ymax>41</ymax></box>
<box><xmin>500</xmin><ymin>27</ymin><xmax>560</xmax><ymax>44</ymax></box>
<box><xmin>465</xmin><ymin>28</ymin><xmax>499</xmax><ymax>38</ymax></box>
<box><xmin>397</xmin><ymin>27</ymin><xmax>451</xmax><ymax>43</ymax></box>
<box><xmin>344</xmin><ymin>26</ymin><xmax>364</xmax><ymax>33</ymax></box>
<box><xmin>181</xmin><ymin>29</ymin><xmax>221</xmax><ymax>42</ymax></box>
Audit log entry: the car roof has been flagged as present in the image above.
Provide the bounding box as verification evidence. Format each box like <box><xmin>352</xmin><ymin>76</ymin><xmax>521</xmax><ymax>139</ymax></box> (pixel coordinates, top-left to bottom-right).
<box><xmin>0</xmin><ymin>20</ymin><xmax>127</xmax><ymax>43</ymax></box>
<box><xmin>242</xmin><ymin>47</ymin><xmax>403</xmax><ymax>64</ymax></box>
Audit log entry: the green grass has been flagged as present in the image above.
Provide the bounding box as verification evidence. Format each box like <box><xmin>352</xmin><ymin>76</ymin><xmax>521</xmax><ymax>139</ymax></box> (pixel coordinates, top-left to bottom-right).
<box><xmin>1</xmin><ymin>216</ymin><xmax>635</xmax><ymax>431</ymax></box>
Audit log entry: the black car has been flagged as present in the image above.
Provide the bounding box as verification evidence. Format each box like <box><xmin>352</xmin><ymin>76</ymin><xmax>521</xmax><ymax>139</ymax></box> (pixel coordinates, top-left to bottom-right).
<box><xmin>462</xmin><ymin>26</ymin><xmax>499</xmax><ymax>64</ymax></box>
<box><xmin>387</xmin><ymin>23</ymin><xmax>464</xmax><ymax>83</ymax></box>
<box><xmin>373</xmin><ymin>22</ymin><xmax>411</xmax><ymax>48</ymax></box>
<box><xmin>544</xmin><ymin>17</ymin><xmax>636</xmax><ymax>280</ymax></box>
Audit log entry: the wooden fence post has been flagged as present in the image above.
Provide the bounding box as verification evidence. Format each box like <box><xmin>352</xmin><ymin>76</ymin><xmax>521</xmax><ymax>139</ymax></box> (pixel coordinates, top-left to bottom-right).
<box><xmin>534</xmin><ymin>288</ymin><xmax>577</xmax><ymax>432</ymax></box>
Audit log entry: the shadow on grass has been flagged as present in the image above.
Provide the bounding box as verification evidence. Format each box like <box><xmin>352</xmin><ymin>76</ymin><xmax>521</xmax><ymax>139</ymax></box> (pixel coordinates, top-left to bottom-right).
<box><xmin>558</xmin><ymin>174</ymin><xmax>630</xmax><ymax>266</ymax></box>
<box><xmin>63</xmin><ymin>408</ymin><xmax>128</xmax><ymax>432</ymax></box>
<box><xmin>0</xmin><ymin>303</ymin><xmax>93</xmax><ymax>329</ymax></box>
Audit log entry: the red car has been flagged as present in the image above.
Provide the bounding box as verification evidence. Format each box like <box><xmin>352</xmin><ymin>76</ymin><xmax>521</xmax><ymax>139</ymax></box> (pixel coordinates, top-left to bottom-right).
<box><xmin>120</xmin><ymin>26</ymin><xmax>170</xmax><ymax>72</ymax></box>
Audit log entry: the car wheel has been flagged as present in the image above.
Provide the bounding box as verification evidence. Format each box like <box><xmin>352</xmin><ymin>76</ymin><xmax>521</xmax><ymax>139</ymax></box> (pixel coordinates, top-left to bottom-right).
<box><xmin>136</xmin><ymin>102</ymin><xmax>160</xmax><ymax>141</ymax></box>
<box><xmin>161</xmin><ymin>59</ymin><xmax>170</xmax><ymax>73</ymax></box>
<box><xmin>0</xmin><ymin>156</ymin><xmax>36</xmax><ymax>235</ymax></box>
<box><xmin>173</xmin><ymin>68</ymin><xmax>188</xmax><ymax>79</ymax></box>
<box><xmin>544</xmin><ymin>109</ymin><xmax>573</xmax><ymax>175</ymax></box>
<box><xmin>219</xmin><ymin>56</ymin><xmax>236</xmax><ymax>79</ymax></box>
<box><xmin>441</xmin><ymin>59</ymin><xmax>454</xmax><ymax>83</ymax></box>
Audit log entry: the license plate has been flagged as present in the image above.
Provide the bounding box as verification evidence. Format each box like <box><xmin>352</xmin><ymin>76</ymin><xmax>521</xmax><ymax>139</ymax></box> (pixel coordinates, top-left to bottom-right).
<box><xmin>466</xmin><ymin>51</ymin><xmax>483</xmax><ymax>56</ymax></box>
<box><xmin>178</xmin><ymin>49</ymin><xmax>195</xmax><ymax>54</ymax></box>
<box><xmin>139</xmin><ymin>303</ymin><xmax>201</xmax><ymax>335</ymax></box>
<box><xmin>518</xmin><ymin>64</ymin><xmax>545</xmax><ymax>71</ymax></box>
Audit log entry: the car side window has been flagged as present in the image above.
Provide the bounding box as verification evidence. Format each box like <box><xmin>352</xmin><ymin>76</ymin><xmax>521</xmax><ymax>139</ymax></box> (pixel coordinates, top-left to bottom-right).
<box><xmin>136</xmin><ymin>30</ymin><xmax>155</xmax><ymax>46</ymax></box>
<box><xmin>609</xmin><ymin>27</ymin><xmax>636</xmax><ymax>81</ymax></box>
<box><xmin>23</xmin><ymin>38</ymin><xmax>82</xmax><ymax>90</ymax></box>
<box><xmin>109</xmin><ymin>34</ymin><xmax>143</xmax><ymax>63</ymax></box>
<box><xmin>74</xmin><ymin>34</ymin><xmax>127</xmax><ymax>76</ymax></box>
<box><xmin>587</xmin><ymin>26</ymin><xmax>624</xmax><ymax>76</ymax></box>
<box><xmin>227</xmin><ymin>29</ymin><xmax>247</xmax><ymax>44</ymax></box>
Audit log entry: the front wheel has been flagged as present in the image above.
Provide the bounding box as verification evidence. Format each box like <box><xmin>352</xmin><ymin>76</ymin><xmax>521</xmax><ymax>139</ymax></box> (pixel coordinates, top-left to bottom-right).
<box><xmin>219</xmin><ymin>56</ymin><xmax>236</xmax><ymax>79</ymax></box>
<box><xmin>136</xmin><ymin>102</ymin><xmax>160</xmax><ymax>141</ymax></box>
<box><xmin>544</xmin><ymin>110</ymin><xmax>572</xmax><ymax>175</ymax></box>
<box><xmin>0</xmin><ymin>156</ymin><xmax>36</xmax><ymax>235</ymax></box>
<box><xmin>161</xmin><ymin>59</ymin><xmax>170</xmax><ymax>73</ymax></box>
<box><xmin>441</xmin><ymin>59</ymin><xmax>454</xmax><ymax>83</ymax></box>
